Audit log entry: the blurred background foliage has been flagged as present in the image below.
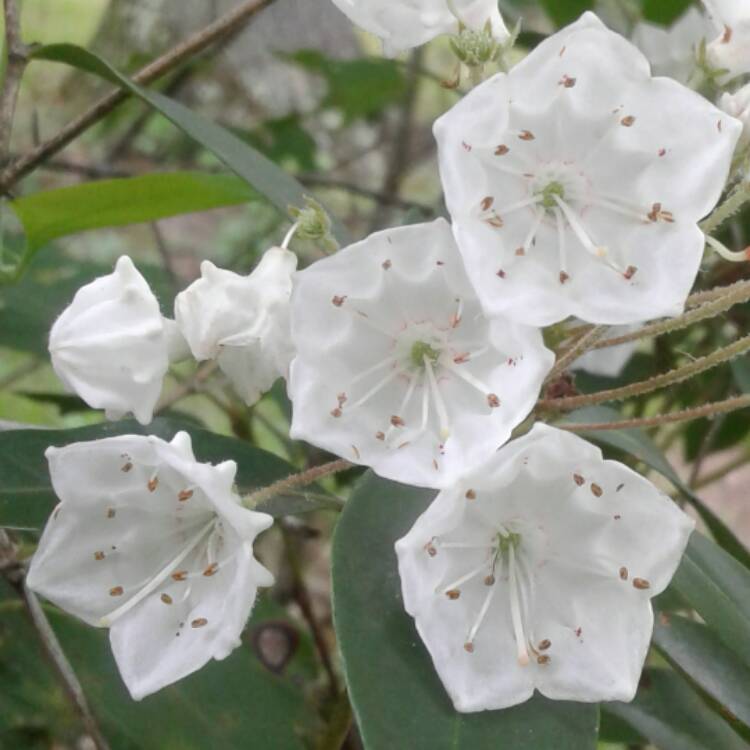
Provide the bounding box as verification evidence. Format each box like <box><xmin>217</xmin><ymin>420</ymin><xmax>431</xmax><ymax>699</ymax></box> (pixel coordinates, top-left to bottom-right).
<box><xmin>0</xmin><ymin>0</ymin><xmax>748</xmax><ymax>749</ymax></box>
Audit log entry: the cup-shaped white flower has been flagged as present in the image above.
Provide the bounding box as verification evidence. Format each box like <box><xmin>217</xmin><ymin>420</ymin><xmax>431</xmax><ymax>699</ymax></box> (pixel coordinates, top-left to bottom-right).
<box><xmin>703</xmin><ymin>0</ymin><xmax>750</xmax><ymax>82</ymax></box>
<box><xmin>435</xmin><ymin>11</ymin><xmax>741</xmax><ymax>326</ymax></box>
<box><xmin>26</xmin><ymin>432</ymin><xmax>274</xmax><ymax>700</ymax></box>
<box><xmin>175</xmin><ymin>247</ymin><xmax>297</xmax><ymax>406</ymax></box>
<box><xmin>632</xmin><ymin>7</ymin><xmax>711</xmax><ymax>83</ymax></box>
<box><xmin>329</xmin><ymin>0</ymin><xmax>509</xmax><ymax>56</ymax></box>
<box><xmin>48</xmin><ymin>256</ymin><xmax>182</xmax><ymax>425</ymax></box>
<box><xmin>288</xmin><ymin>218</ymin><xmax>554</xmax><ymax>489</ymax></box>
<box><xmin>396</xmin><ymin>423</ymin><xmax>694</xmax><ymax>712</ymax></box>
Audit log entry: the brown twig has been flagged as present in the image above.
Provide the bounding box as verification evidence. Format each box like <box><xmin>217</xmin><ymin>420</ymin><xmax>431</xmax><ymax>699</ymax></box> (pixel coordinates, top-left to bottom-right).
<box><xmin>556</xmin><ymin>394</ymin><xmax>750</xmax><ymax>432</ymax></box>
<box><xmin>0</xmin><ymin>0</ymin><xmax>275</xmax><ymax>192</ymax></box>
<box><xmin>0</xmin><ymin>0</ymin><xmax>28</xmax><ymax>167</ymax></box>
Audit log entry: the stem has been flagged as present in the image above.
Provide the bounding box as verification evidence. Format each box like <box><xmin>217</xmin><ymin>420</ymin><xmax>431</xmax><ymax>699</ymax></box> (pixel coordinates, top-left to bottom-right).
<box><xmin>556</xmin><ymin>394</ymin><xmax>750</xmax><ymax>432</ymax></box>
<box><xmin>593</xmin><ymin>279</ymin><xmax>750</xmax><ymax>349</ymax></box>
<box><xmin>242</xmin><ymin>459</ymin><xmax>352</xmax><ymax>509</ymax></box>
<box><xmin>687</xmin><ymin>279</ymin><xmax>750</xmax><ymax>308</ymax></box>
<box><xmin>539</xmin><ymin>335</ymin><xmax>750</xmax><ymax>412</ymax></box>
<box><xmin>0</xmin><ymin>0</ymin><xmax>28</xmax><ymax>167</ymax></box>
<box><xmin>700</xmin><ymin>182</ymin><xmax>750</xmax><ymax>235</ymax></box>
<box><xmin>547</xmin><ymin>325</ymin><xmax>608</xmax><ymax>379</ymax></box>
<box><xmin>0</xmin><ymin>0</ymin><xmax>275</xmax><ymax>192</ymax></box>
<box><xmin>155</xmin><ymin>360</ymin><xmax>219</xmax><ymax>413</ymax></box>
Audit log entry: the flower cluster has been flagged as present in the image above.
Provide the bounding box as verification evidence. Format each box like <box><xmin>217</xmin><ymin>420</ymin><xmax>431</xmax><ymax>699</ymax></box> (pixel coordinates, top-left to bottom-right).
<box><xmin>29</xmin><ymin>3</ymin><xmax>743</xmax><ymax>711</ymax></box>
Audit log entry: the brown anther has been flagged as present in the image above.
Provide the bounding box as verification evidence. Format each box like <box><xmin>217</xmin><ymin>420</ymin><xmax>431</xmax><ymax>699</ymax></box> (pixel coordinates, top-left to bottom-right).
<box><xmin>497</xmin><ymin>269</ymin><xmax>507</xmax><ymax>279</ymax></box>
<box><xmin>614</xmin><ymin>514</ymin><xmax>622</xmax><ymax>520</ymax></box>
<box><xmin>464</xmin><ymin>642</ymin><xmax>475</xmax><ymax>653</ymax></box>
<box><xmin>462</xmin><ymin>141</ymin><xmax>473</xmax><ymax>152</ymax></box>
<box><xmin>559</xmin><ymin>45</ymin><xmax>566</xmax><ymax>57</ymax></box>
<box><xmin>390</xmin><ymin>415</ymin><xmax>405</xmax><ymax>428</ymax></box>
<box><xmin>172</xmin><ymin>570</ymin><xmax>188</xmax><ymax>582</ymax></box>
<box><xmin>487</xmin><ymin>394</ymin><xmax>501</xmax><ymax>408</ymax></box>
<box><xmin>398</xmin><ymin>441</ymin><xmax>411</xmax><ymax>450</ymax></box>
<box><xmin>147</xmin><ymin>477</ymin><xmax>159</xmax><ymax>492</ymax></box>
<box><xmin>352</xmin><ymin>445</ymin><xmax>361</xmax><ymax>460</ymax></box>
<box><xmin>624</xmin><ymin>265</ymin><xmax>638</xmax><ymax>280</ymax></box>
<box><xmin>633</xmin><ymin>578</ymin><xmax>651</xmax><ymax>590</ymax></box>
<box><xmin>481</xmin><ymin>196</ymin><xmax>495</xmax><ymax>211</ymax></box>
<box><xmin>337</xmin><ymin>393</ymin><xmax>348</xmax><ymax>406</ymax></box>
<box><xmin>575</xmin><ymin>627</ymin><xmax>582</xmax><ymax>638</ymax></box>
<box><xmin>495</xmin><ymin>144</ymin><xmax>509</xmax><ymax>156</ymax></box>
<box><xmin>375</xmin><ymin>431</ymin><xmax>386</xmax><ymax>441</ymax></box>
<box><xmin>453</xmin><ymin>353</ymin><xmax>470</xmax><ymax>364</ymax></box>
<box><xmin>433</xmin><ymin>459</ymin><xmax>440</xmax><ymax>471</ymax></box>
<box><xmin>465</xmin><ymin>489</ymin><xmax>477</xmax><ymax>500</ymax></box>
<box><xmin>121</xmin><ymin>462</ymin><xmax>133</xmax><ymax>473</ymax></box>
<box><xmin>647</xmin><ymin>202</ymin><xmax>661</xmax><ymax>222</ymax></box>
<box><xmin>519</xmin><ymin>130</ymin><xmax>535</xmax><ymax>141</ymax></box>
<box><xmin>559</xmin><ymin>271</ymin><xmax>570</xmax><ymax>284</ymax></box>
<box><xmin>485</xmin><ymin>215</ymin><xmax>504</xmax><ymax>229</ymax></box>
<box><xmin>332</xmin><ymin>295</ymin><xmax>347</xmax><ymax>307</ymax></box>
<box><xmin>537</xmin><ymin>655</ymin><xmax>551</xmax><ymax>665</ymax></box>
<box><xmin>619</xmin><ymin>566</ymin><xmax>629</xmax><ymax>581</ymax></box>
<box><xmin>616</xmin><ymin>483</ymin><xmax>625</xmax><ymax>492</ymax></box>
<box><xmin>107</xmin><ymin>507</ymin><xmax>116</xmax><ymax>519</ymax></box>
<box><xmin>446</xmin><ymin>589</ymin><xmax>461</xmax><ymax>600</ymax></box>
<box><xmin>573</xmin><ymin>473</ymin><xmax>585</xmax><ymax>486</ymax></box>
<box><xmin>621</xmin><ymin>115</ymin><xmax>636</xmax><ymax>127</ymax></box>
<box><xmin>331</xmin><ymin>407</ymin><xmax>342</xmax><ymax>418</ymax></box>
<box><xmin>484</xmin><ymin>575</ymin><xmax>496</xmax><ymax>586</ymax></box>
<box><xmin>161</xmin><ymin>594</ymin><xmax>173</xmax><ymax>605</ymax></box>
<box><xmin>178</xmin><ymin>489</ymin><xmax>193</xmax><ymax>502</ymax></box>
<box><xmin>658</xmin><ymin>148</ymin><xmax>667</xmax><ymax>157</ymax></box>
<box><xmin>722</xmin><ymin>24</ymin><xmax>733</xmax><ymax>43</ymax></box>
<box><xmin>94</xmin><ymin>551</ymin><xmax>105</xmax><ymax>561</ymax></box>
<box><xmin>191</xmin><ymin>618</ymin><xmax>208</xmax><ymax>628</ymax></box>
<box><xmin>382</xmin><ymin>259</ymin><xmax>392</xmax><ymax>270</ymax></box>
<box><xmin>110</xmin><ymin>586</ymin><xmax>124</xmax><ymax>597</ymax></box>
<box><xmin>559</xmin><ymin>74</ymin><xmax>576</xmax><ymax>88</ymax></box>
<box><xmin>203</xmin><ymin>563</ymin><xmax>219</xmax><ymax>577</ymax></box>
<box><xmin>425</xmin><ymin>541</ymin><xmax>437</xmax><ymax>557</ymax></box>
<box><xmin>590</xmin><ymin>483</ymin><xmax>603</xmax><ymax>497</ymax></box>
<box><xmin>515</xmin><ymin>246</ymin><xmax>526</xmax><ymax>256</ymax></box>
<box><xmin>538</xmin><ymin>639</ymin><xmax>552</xmax><ymax>651</ymax></box>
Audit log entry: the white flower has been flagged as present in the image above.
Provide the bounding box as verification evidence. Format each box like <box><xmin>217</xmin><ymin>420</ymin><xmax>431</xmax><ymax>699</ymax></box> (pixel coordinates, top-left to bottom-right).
<box><xmin>434</xmin><ymin>12</ymin><xmax>741</xmax><ymax>326</ymax></box>
<box><xmin>703</xmin><ymin>0</ymin><xmax>750</xmax><ymax>82</ymax></box>
<box><xmin>175</xmin><ymin>247</ymin><xmax>297</xmax><ymax>406</ymax></box>
<box><xmin>26</xmin><ymin>431</ymin><xmax>274</xmax><ymax>700</ymax></box>
<box><xmin>395</xmin><ymin>423</ymin><xmax>694</xmax><ymax>712</ymax></box>
<box><xmin>49</xmin><ymin>256</ymin><xmax>185</xmax><ymax>425</ymax></box>
<box><xmin>632</xmin><ymin>8</ymin><xmax>711</xmax><ymax>84</ymax></box>
<box><xmin>288</xmin><ymin>219</ymin><xmax>554</xmax><ymax>489</ymax></box>
<box><xmin>329</xmin><ymin>0</ymin><xmax>509</xmax><ymax>56</ymax></box>
<box><xmin>720</xmin><ymin>82</ymin><xmax>750</xmax><ymax>148</ymax></box>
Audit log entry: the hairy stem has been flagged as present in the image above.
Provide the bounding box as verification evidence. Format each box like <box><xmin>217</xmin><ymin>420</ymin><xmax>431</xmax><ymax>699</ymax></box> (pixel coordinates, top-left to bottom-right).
<box><xmin>0</xmin><ymin>0</ymin><xmax>275</xmax><ymax>192</ymax></box>
<box><xmin>593</xmin><ymin>279</ymin><xmax>750</xmax><ymax>349</ymax></box>
<box><xmin>539</xmin><ymin>335</ymin><xmax>750</xmax><ymax>412</ymax></box>
<box><xmin>700</xmin><ymin>181</ymin><xmax>750</xmax><ymax>235</ymax></box>
<box><xmin>556</xmin><ymin>394</ymin><xmax>750</xmax><ymax>432</ymax></box>
<box><xmin>0</xmin><ymin>0</ymin><xmax>28</xmax><ymax>168</ymax></box>
<box><xmin>242</xmin><ymin>459</ymin><xmax>352</xmax><ymax>509</ymax></box>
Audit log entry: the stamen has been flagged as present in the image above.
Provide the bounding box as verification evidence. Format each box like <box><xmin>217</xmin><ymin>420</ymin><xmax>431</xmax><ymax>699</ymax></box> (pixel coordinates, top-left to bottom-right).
<box><xmin>350</xmin><ymin>368</ymin><xmax>400</xmax><ymax>409</ymax></box>
<box><xmin>384</xmin><ymin>374</ymin><xmax>419</xmax><ymax>444</ymax></box>
<box><xmin>465</xmin><ymin>555</ymin><xmax>502</xmax><ymax>650</ymax></box>
<box><xmin>424</xmin><ymin>357</ymin><xmax>451</xmax><ymax>441</ymax></box>
<box><xmin>554</xmin><ymin>207</ymin><xmax>569</xmax><ymax>283</ymax></box>
<box><xmin>440</xmin><ymin>558</ymin><xmax>493</xmax><ymax>595</ymax></box>
<box><xmin>99</xmin><ymin>518</ymin><xmax>216</xmax><ymax>626</ymax></box>
<box><xmin>281</xmin><ymin>221</ymin><xmax>300</xmax><ymax>250</ymax></box>
<box><xmin>517</xmin><ymin>210</ymin><xmax>543</xmax><ymax>256</ymax></box>
<box><xmin>349</xmin><ymin>356</ymin><xmax>398</xmax><ymax>388</ymax></box>
<box><xmin>441</xmin><ymin>359</ymin><xmax>494</xmax><ymax>400</ymax></box>
<box><xmin>705</xmin><ymin>235</ymin><xmax>750</xmax><ymax>263</ymax></box>
<box><xmin>508</xmin><ymin>544</ymin><xmax>530</xmax><ymax>667</ymax></box>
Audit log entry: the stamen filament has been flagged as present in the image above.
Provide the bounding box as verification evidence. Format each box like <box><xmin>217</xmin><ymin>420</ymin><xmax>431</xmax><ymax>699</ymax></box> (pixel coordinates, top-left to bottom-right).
<box><xmin>442</xmin><ymin>359</ymin><xmax>493</xmax><ymax>397</ymax></box>
<box><xmin>520</xmin><ymin>210</ymin><xmax>544</xmax><ymax>255</ymax></box>
<box><xmin>351</xmin><ymin>368</ymin><xmax>400</xmax><ymax>409</ymax></box>
<box><xmin>467</xmin><ymin>555</ymin><xmax>502</xmax><ymax>645</ymax></box>
<box><xmin>385</xmin><ymin>373</ymin><xmax>419</xmax><ymax>443</ymax></box>
<box><xmin>350</xmin><ymin>356</ymin><xmax>398</xmax><ymax>388</ymax></box>
<box><xmin>706</xmin><ymin>234</ymin><xmax>750</xmax><ymax>263</ymax></box>
<box><xmin>554</xmin><ymin>207</ymin><xmax>568</xmax><ymax>279</ymax></box>
<box><xmin>100</xmin><ymin>518</ymin><xmax>216</xmax><ymax>626</ymax></box>
<box><xmin>440</xmin><ymin>557</ymin><xmax>493</xmax><ymax>594</ymax></box>
<box><xmin>424</xmin><ymin>357</ymin><xmax>451</xmax><ymax>441</ymax></box>
<box><xmin>508</xmin><ymin>543</ymin><xmax>530</xmax><ymax>666</ymax></box>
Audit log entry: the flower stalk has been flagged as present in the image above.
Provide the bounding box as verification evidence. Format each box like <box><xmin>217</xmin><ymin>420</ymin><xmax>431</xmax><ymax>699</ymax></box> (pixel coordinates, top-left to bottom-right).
<box><xmin>700</xmin><ymin>181</ymin><xmax>750</xmax><ymax>235</ymax></box>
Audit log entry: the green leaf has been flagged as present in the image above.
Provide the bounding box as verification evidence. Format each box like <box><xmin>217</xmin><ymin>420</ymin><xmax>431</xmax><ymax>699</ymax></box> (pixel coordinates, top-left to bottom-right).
<box><xmin>566</xmin><ymin>405</ymin><xmax>750</xmax><ymax>568</ymax></box>
<box><xmin>10</xmin><ymin>172</ymin><xmax>256</xmax><ymax>252</ymax></box>
<box><xmin>642</xmin><ymin>0</ymin><xmax>695</xmax><ymax>25</ymax></box>
<box><xmin>603</xmin><ymin>668</ymin><xmax>747</xmax><ymax>750</ymax></box>
<box><xmin>0</xmin><ymin>419</ymin><xmax>335</xmax><ymax>530</ymax></box>
<box><xmin>671</xmin><ymin>532</ymin><xmax>750</xmax><ymax>666</ymax></box>
<box><xmin>331</xmin><ymin>472</ymin><xmax>600</xmax><ymax>750</ymax></box>
<box><xmin>731</xmin><ymin>354</ymin><xmax>750</xmax><ymax>393</ymax></box>
<box><xmin>538</xmin><ymin>0</ymin><xmax>594</xmax><ymax>27</ymax></box>
<box><xmin>0</xmin><ymin>592</ymin><xmax>319</xmax><ymax>749</ymax></box>
<box><xmin>287</xmin><ymin>52</ymin><xmax>407</xmax><ymax>123</ymax></box>
<box><xmin>653</xmin><ymin>613</ymin><xmax>750</xmax><ymax>728</ymax></box>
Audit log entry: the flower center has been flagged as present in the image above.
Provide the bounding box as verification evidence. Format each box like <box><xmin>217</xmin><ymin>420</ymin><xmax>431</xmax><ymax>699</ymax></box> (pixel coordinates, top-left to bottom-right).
<box><xmin>536</xmin><ymin>180</ymin><xmax>566</xmax><ymax>210</ymax></box>
<box><xmin>410</xmin><ymin>340</ymin><xmax>441</xmax><ymax>369</ymax></box>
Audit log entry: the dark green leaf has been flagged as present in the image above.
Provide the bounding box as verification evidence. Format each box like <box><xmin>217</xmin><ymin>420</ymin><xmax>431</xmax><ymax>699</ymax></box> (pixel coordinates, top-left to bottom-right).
<box><xmin>642</xmin><ymin>0</ymin><xmax>695</xmax><ymax>25</ymax></box>
<box><xmin>10</xmin><ymin>172</ymin><xmax>256</xmax><ymax>252</ymax></box>
<box><xmin>332</xmin><ymin>472</ymin><xmax>600</xmax><ymax>750</ymax></box>
<box><xmin>539</xmin><ymin>0</ymin><xmax>594</xmax><ymax>27</ymax></box>
<box><xmin>0</xmin><ymin>594</ymin><xmax>318</xmax><ymax>749</ymax></box>
<box><xmin>566</xmin><ymin>405</ymin><xmax>750</xmax><ymax>568</ymax></box>
<box><xmin>671</xmin><ymin>532</ymin><xmax>750</xmax><ymax>665</ymax></box>
<box><xmin>604</xmin><ymin>668</ymin><xmax>747</xmax><ymax>750</ymax></box>
<box><xmin>0</xmin><ymin>419</ymin><xmax>334</xmax><ymax>530</ymax></box>
<box><xmin>653</xmin><ymin>613</ymin><xmax>750</xmax><ymax>728</ymax></box>
<box><xmin>287</xmin><ymin>52</ymin><xmax>407</xmax><ymax>123</ymax></box>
